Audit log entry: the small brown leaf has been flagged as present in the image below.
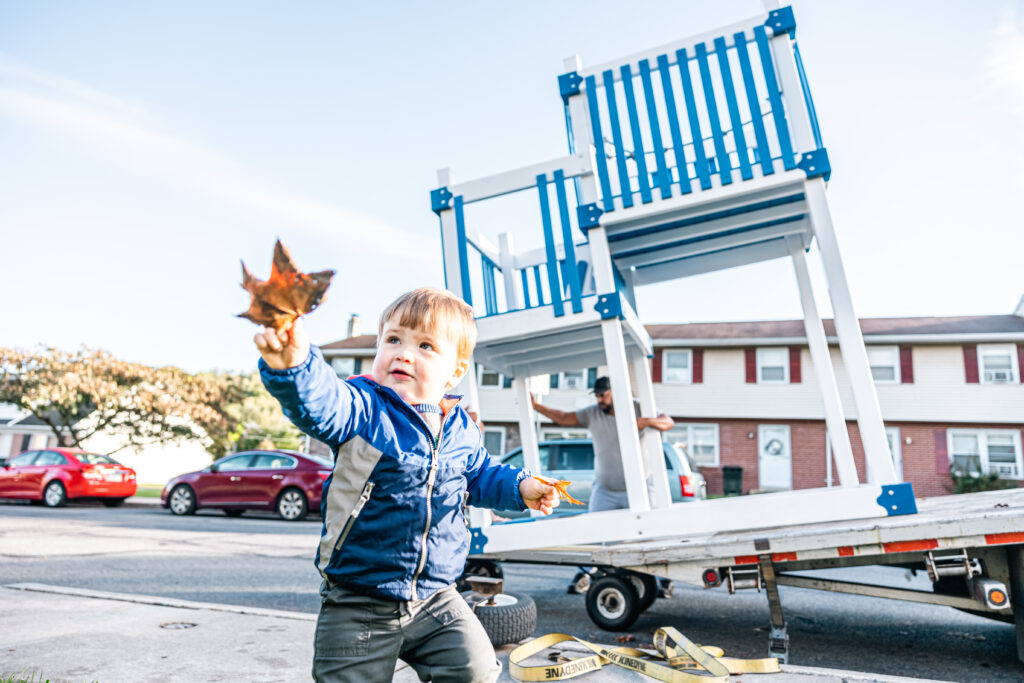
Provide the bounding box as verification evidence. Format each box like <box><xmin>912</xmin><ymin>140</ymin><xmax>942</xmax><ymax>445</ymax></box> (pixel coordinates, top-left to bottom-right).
<box><xmin>238</xmin><ymin>240</ymin><xmax>334</xmax><ymax>332</ymax></box>
<box><xmin>615</xmin><ymin>635</ymin><xmax>635</xmax><ymax>643</ymax></box>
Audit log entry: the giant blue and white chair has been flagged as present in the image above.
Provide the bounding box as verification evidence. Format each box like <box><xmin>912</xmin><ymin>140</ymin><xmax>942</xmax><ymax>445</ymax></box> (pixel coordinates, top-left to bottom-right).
<box><xmin>431</xmin><ymin>3</ymin><xmax>914</xmax><ymax>554</ymax></box>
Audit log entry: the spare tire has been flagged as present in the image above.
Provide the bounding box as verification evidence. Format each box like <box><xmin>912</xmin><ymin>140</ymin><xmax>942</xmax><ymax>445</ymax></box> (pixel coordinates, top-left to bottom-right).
<box><xmin>462</xmin><ymin>591</ymin><xmax>536</xmax><ymax>646</ymax></box>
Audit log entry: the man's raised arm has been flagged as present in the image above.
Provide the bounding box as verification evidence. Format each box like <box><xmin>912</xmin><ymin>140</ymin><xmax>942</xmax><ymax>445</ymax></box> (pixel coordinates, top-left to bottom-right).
<box><xmin>638</xmin><ymin>414</ymin><xmax>674</xmax><ymax>432</ymax></box>
<box><xmin>530</xmin><ymin>394</ymin><xmax>582</xmax><ymax>427</ymax></box>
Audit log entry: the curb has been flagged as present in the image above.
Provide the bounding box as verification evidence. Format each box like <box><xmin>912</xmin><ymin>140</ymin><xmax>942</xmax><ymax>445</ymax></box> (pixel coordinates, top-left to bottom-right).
<box><xmin>3</xmin><ymin>583</ymin><xmax>316</xmax><ymax>621</ymax></box>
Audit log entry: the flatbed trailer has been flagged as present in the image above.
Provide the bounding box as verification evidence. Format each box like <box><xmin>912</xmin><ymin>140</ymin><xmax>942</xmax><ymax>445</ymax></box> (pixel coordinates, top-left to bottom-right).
<box><xmin>470</xmin><ymin>487</ymin><xmax>1024</xmax><ymax>663</ymax></box>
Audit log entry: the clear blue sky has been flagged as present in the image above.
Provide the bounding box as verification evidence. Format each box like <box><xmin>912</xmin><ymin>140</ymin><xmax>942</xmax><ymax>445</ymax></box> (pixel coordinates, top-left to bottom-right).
<box><xmin>2</xmin><ymin>1</ymin><xmax>1023</xmax><ymax>372</ymax></box>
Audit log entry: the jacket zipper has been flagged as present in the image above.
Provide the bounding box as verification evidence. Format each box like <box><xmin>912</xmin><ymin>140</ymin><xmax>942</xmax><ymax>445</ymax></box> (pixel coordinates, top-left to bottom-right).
<box><xmin>409</xmin><ymin>406</ymin><xmax>454</xmax><ymax>598</ymax></box>
<box><xmin>331</xmin><ymin>481</ymin><xmax>375</xmax><ymax>559</ymax></box>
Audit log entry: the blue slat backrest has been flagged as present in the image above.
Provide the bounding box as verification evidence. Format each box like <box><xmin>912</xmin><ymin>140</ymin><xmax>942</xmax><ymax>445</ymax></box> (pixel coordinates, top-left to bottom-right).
<box><xmin>575</xmin><ymin>20</ymin><xmax>802</xmax><ymax>212</ymax></box>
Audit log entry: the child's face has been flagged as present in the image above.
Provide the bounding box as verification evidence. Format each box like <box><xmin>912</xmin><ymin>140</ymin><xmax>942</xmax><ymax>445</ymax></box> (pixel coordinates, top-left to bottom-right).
<box><xmin>371</xmin><ymin>319</ymin><xmax>468</xmax><ymax>405</ymax></box>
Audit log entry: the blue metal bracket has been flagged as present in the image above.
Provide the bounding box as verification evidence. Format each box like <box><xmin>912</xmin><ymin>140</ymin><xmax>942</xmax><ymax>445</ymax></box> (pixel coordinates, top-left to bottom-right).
<box><xmin>576</xmin><ymin>203</ymin><xmax>603</xmax><ymax>233</ymax></box>
<box><xmin>594</xmin><ymin>293</ymin><xmax>623</xmax><ymax>319</ymax></box>
<box><xmin>468</xmin><ymin>526</ymin><xmax>488</xmax><ymax>554</ymax></box>
<box><xmin>559</xmin><ymin>71</ymin><xmax>583</xmax><ymax>103</ymax></box>
<box><xmin>430</xmin><ymin>186</ymin><xmax>453</xmax><ymax>213</ymax></box>
<box><xmin>765</xmin><ymin>5</ymin><xmax>796</xmax><ymax>37</ymax></box>
<box><xmin>877</xmin><ymin>483</ymin><xmax>917</xmax><ymax>516</ymax></box>
<box><xmin>796</xmin><ymin>148</ymin><xmax>831</xmax><ymax>180</ymax></box>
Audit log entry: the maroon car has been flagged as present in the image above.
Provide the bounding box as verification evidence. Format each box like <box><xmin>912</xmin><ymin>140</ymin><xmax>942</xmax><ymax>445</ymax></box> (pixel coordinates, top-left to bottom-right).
<box><xmin>161</xmin><ymin>450</ymin><xmax>332</xmax><ymax>521</ymax></box>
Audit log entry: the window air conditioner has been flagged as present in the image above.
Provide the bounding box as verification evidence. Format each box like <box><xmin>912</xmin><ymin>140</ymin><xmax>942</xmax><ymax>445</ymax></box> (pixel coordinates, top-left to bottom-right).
<box><xmin>984</xmin><ymin>370</ymin><xmax>1013</xmax><ymax>382</ymax></box>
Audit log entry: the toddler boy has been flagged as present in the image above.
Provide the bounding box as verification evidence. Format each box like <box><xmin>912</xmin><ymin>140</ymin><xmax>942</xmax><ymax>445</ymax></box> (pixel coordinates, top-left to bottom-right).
<box><xmin>255</xmin><ymin>287</ymin><xmax>558</xmax><ymax>683</ymax></box>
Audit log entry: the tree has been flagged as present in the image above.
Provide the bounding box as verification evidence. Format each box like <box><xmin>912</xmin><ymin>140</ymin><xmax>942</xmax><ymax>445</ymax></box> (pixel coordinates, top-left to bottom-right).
<box><xmin>0</xmin><ymin>346</ymin><xmax>241</xmax><ymax>455</ymax></box>
<box><xmin>201</xmin><ymin>371</ymin><xmax>304</xmax><ymax>458</ymax></box>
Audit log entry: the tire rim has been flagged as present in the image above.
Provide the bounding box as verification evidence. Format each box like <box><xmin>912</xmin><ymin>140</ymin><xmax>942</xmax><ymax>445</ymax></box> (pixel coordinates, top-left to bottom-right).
<box><xmin>44</xmin><ymin>483</ymin><xmax>63</xmax><ymax>506</ymax></box>
<box><xmin>628</xmin><ymin>576</ymin><xmax>646</xmax><ymax>599</ymax></box>
<box><xmin>170</xmin><ymin>487</ymin><xmax>192</xmax><ymax>514</ymax></box>
<box><xmin>474</xmin><ymin>594</ymin><xmax>518</xmax><ymax>607</ymax></box>
<box><xmin>595</xmin><ymin>586</ymin><xmax>627</xmax><ymax>620</ymax></box>
<box><xmin>279</xmin><ymin>491</ymin><xmax>304</xmax><ymax>520</ymax></box>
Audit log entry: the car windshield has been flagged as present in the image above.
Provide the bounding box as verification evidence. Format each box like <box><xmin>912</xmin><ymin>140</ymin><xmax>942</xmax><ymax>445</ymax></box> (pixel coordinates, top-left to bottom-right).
<box><xmin>74</xmin><ymin>452</ymin><xmax>120</xmax><ymax>465</ymax></box>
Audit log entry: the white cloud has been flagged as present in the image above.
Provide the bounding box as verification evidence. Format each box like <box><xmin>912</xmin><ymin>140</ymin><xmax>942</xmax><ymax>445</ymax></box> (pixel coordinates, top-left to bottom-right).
<box><xmin>988</xmin><ymin>11</ymin><xmax>1024</xmax><ymax>109</ymax></box>
<box><xmin>986</xmin><ymin>10</ymin><xmax>1024</xmax><ymax>187</ymax></box>
<box><xmin>0</xmin><ymin>55</ymin><xmax>433</xmax><ymax>259</ymax></box>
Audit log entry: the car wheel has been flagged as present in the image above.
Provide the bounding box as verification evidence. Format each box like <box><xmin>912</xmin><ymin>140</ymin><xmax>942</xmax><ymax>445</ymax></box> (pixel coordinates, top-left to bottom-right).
<box><xmin>586</xmin><ymin>574</ymin><xmax>641</xmax><ymax>631</ymax></box>
<box><xmin>277</xmin><ymin>488</ymin><xmax>307</xmax><ymax>521</ymax></box>
<box><xmin>223</xmin><ymin>509</ymin><xmax>245</xmax><ymax>517</ymax></box>
<box><xmin>168</xmin><ymin>485</ymin><xmax>197</xmax><ymax>515</ymax></box>
<box><xmin>43</xmin><ymin>481</ymin><xmax>67</xmax><ymax>508</ymax></box>
<box><xmin>101</xmin><ymin>498</ymin><xmax>127</xmax><ymax>508</ymax></box>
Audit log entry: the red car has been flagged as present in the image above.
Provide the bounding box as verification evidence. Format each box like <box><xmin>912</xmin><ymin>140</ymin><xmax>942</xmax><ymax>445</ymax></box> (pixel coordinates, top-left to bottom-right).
<box><xmin>0</xmin><ymin>448</ymin><xmax>138</xmax><ymax>507</ymax></box>
<box><xmin>161</xmin><ymin>449</ymin><xmax>332</xmax><ymax>521</ymax></box>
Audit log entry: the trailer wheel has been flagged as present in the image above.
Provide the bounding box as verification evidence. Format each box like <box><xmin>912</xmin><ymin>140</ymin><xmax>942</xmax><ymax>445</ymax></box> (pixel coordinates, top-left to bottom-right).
<box><xmin>1008</xmin><ymin>545</ymin><xmax>1024</xmax><ymax>664</ymax></box>
<box><xmin>462</xmin><ymin>591</ymin><xmax>536</xmax><ymax>646</ymax></box>
<box><xmin>619</xmin><ymin>570</ymin><xmax>657</xmax><ymax>612</ymax></box>
<box><xmin>586</xmin><ymin>575</ymin><xmax>641</xmax><ymax>631</ymax></box>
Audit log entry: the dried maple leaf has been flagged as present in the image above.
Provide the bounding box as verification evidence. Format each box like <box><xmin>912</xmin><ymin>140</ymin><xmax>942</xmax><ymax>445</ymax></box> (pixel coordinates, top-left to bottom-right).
<box><xmin>237</xmin><ymin>240</ymin><xmax>334</xmax><ymax>332</ymax></box>
<box><xmin>534</xmin><ymin>475</ymin><xmax>585</xmax><ymax>505</ymax></box>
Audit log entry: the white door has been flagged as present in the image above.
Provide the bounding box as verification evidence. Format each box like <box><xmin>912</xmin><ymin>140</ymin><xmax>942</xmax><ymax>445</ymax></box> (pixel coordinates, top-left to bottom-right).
<box><xmin>867</xmin><ymin>427</ymin><xmax>903</xmax><ymax>484</ymax></box>
<box><xmin>758</xmin><ymin>425</ymin><xmax>792</xmax><ymax>490</ymax></box>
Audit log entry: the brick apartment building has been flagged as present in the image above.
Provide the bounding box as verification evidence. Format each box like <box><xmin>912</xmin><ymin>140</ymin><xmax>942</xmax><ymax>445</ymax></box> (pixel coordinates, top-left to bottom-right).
<box><xmin>320</xmin><ymin>309</ymin><xmax>1024</xmax><ymax>499</ymax></box>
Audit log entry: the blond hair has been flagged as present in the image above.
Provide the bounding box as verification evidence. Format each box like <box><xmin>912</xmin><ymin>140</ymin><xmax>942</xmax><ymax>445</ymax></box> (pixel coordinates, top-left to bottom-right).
<box><xmin>378</xmin><ymin>287</ymin><xmax>477</xmax><ymax>362</ymax></box>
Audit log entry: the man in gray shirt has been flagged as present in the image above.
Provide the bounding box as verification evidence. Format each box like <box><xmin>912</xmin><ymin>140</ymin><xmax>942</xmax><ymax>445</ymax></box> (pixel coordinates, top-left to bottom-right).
<box><xmin>531</xmin><ymin>376</ymin><xmax>674</xmax><ymax>592</ymax></box>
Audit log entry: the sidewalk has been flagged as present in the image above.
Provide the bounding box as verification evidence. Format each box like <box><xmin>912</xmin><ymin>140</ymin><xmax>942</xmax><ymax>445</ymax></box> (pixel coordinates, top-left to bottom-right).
<box><xmin>1</xmin><ymin>583</ymin><xmax>952</xmax><ymax>683</ymax></box>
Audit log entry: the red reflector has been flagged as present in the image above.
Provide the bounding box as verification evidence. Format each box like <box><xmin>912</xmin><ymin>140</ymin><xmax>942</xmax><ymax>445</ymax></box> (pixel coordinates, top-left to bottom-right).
<box><xmin>883</xmin><ymin>539</ymin><xmax>938</xmax><ymax>553</ymax></box>
<box><xmin>734</xmin><ymin>555</ymin><xmax>759</xmax><ymax>565</ymax></box>
<box><xmin>702</xmin><ymin>569</ymin><xmax>719</xmax><ymax>585</ymax></box>
<box><xmin>771</xmin><ymin>552</ymin><xmax>797</xmax><ymax>562</ymax></box>
<box><xmin>679</xmin><ymin>475</ymin><xmax>694</xmax><ymax>497</ymax></box>
<box><xmin>986</xmin><ymin>532</ymin><xmax>1024</xmax><ymax>546</ymax></box>
<box><xmin>837</xmin><ymin>546</ymin><xmax>855</xmax><ymax>557</ymax></box>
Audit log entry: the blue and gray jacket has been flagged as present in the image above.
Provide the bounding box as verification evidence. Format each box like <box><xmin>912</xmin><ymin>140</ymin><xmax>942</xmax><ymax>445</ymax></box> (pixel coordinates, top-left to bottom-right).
<box><xmin>260</xmin><ymin>347</ymin><xmax>529</xmax><ymax>601</ymax></box>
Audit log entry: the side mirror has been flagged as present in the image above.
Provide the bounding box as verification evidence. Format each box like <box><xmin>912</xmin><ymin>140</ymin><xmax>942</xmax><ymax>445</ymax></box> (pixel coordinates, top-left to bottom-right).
<box><xmin>0</xmin><ymin>459</ymin><xmax>7</xmax><ymax>468</ymax></box>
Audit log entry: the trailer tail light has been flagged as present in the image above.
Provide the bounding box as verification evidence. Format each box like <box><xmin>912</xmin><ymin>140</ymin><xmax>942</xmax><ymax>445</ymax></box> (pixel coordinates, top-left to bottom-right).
<box><xmin>679</xmin><ymin>475</ymin><xmax>695</xmax><ymax>497</ymax></box>
<box><xmin>702</xmin><ymin>568</ymin><xmax>721</xmax><ymax>588</ymax></box>
<box><xmin>989</xmin><ymin>589</ymin><xmax>1007</xmax><ymax>607</ymax></box>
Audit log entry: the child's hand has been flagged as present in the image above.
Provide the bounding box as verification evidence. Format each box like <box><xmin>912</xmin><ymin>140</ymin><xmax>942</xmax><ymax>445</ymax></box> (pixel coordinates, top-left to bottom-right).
<box><xmin>254</xmin><ymin>317</ymin><xmax>310</xmax><ymax>369</ymax></box>
<box><xmin>519</xmin><ymin>477</ymin><xmax>560</xmax><ymax>516</ymax></box>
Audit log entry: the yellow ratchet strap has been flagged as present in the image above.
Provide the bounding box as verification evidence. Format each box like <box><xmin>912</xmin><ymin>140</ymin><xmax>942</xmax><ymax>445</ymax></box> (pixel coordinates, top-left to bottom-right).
<box><xmin>508</xmin><ymin>627</ymin><xmax>780</xmax><ymax>681</ymax></box>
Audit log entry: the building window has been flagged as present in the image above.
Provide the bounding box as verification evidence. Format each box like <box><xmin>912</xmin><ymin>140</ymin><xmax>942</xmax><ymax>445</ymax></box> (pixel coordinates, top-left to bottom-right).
<box><xmin>664</xmin><ymin>423</ymin><xmax>719</xmax><ymax>467</ymax></box>
<box><xmin>867</xmin><ymin>346</ymin><xmax>900</xmax><ymax>383</ymax></box>
<box><xmin>478</xmin><ymin>365</ymin><xmax>503</xmax><ymax>388</ymax></box>
<box><xmin>560</xmin><ymin>370</ymin><xmax>586</xmax><ymax>391</ymax></box>
<box><xmin>662</xmin><ymin>350</ymin><xmax>692</xmax><ymax>384</ymax></box>
<box><xmin>756</xmin><ymin>348</ymin><xmax>789</xmax><ymax>383</ymax></box>
<box><xmin>948</xmin><ymin>429</ymin><xmax>1023</xmax><ymax>479</ymax></box>
<box><xmin>978</xmin><ymin>345</ymin><xmax>1019</xmax><ymax>384</ymax></box>
<box><xmin>330</xmin><ymin>357</ymin><xmax>359</xmax><ymax>378</ymax></box>
<box><xmin>483</xmin><ymin>427</ymin><xmax>505</xmax><ymax>455</ymax></box>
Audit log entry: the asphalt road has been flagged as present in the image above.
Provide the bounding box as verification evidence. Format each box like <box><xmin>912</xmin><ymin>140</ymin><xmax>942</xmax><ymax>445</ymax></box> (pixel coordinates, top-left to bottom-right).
<box><xmin>1</xmin><ymin>501</ymin><xmax>1020</xmax><ymax>681</ymax></box>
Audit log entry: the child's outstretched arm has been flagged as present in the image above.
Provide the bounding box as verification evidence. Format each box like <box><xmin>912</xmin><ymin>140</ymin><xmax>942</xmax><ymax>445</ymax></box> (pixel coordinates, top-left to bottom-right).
<box><xmin>256</xmin><ymin>318</ymin><xmax>368</xmax><ymax>447</ymax></box>
<box><xmin>254</xmin><ymin>318</ymin><xmax>310</xmax><ymax>369</ymax></box>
